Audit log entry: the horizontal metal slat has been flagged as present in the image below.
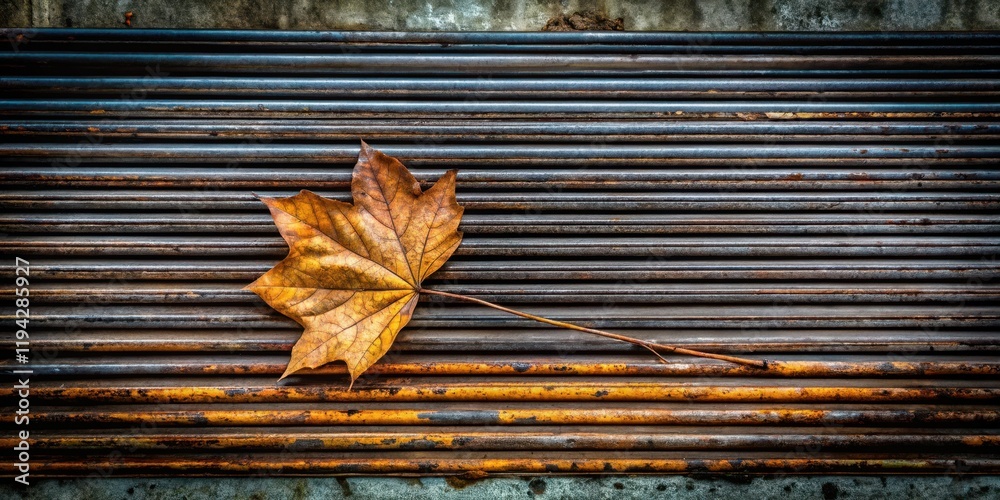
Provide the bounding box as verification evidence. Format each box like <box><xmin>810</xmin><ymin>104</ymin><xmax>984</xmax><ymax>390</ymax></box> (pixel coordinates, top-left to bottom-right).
<box><xmin>5</xmin><ymin>53</ymin><xmax>1000</xmax><ymax>73</ymax></box>
<box><xmin>5</xmin><ymin>173</ymin><xmax>996</xmax><ymax>195</ymax></box>
<box><xmin>4</xmin><ymin>189</ymin><xmax>998</xmax><ymax>212</ymax></box>
<box><xmin>26</xmin><ymin>402</ymin><xmax>1000</xmax><ymax>428</ymax></box>
<box><xmin>5</xmin><ymin>212</ymin><xmax>999</xmax><ymax>236</ymax></box>
<box><xmin>10</xmin><ymin>377</ymin><xmax>1000</xmax><ymax>405</ymax></box>
<box><xmin>23</xmin><ymin>257</ymin><xmax>998</xmax><ymax>281</ymax></box>
<box><xmin>5</xmin><ymin>235</ymin><xmax>998</xmax><ymax>258</ymax></box>
<box><xmin>15</xmin><ymin>142</ymin><xmax>994</xmax><ymax>158</ymax></box>
<box><xmin>2</xmin><ymin>77</ymin><xmax>999</xmax><ymax>99</ymax></box>
<box><xmin>3</xmin><ymin>100</ymin><xmax>1000</xmax><ymax>119</ymax></box>
<box><xmin>13</xmin><ymin>426</ymin><xmax>999</xmax><ymax>453</ymax></box>
<box><xmin>15</xmin><ymin>303</ymin><xmax>998</xmax><ymax>330</ymax></box>
<box><xmin>13</xmin><ymin>329</ymin><xmax>999</xmax><ymax>354</ymax></box>
<box><xmin>4</xmin><ymin>119</ymin><xmax>1000</xmax><ymax>142</ymax></box>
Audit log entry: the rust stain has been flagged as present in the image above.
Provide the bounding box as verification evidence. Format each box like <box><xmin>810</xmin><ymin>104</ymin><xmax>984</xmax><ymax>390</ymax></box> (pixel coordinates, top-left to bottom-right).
<box><xmin>18</xmin><ymin>384</ymin><xmax>1000</xmax><ymax>404</ymax></box>
<box><xmin>30</xmin><ymin>407</ymin><xmax>1000</xmax><ymax>427</ymax></box>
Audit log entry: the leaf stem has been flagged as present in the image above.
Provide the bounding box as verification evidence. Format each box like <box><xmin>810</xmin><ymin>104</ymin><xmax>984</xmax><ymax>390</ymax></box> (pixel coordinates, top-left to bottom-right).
<box><xmin>419</xmin><ymin>287</ymin><xmax>768</xmax><ymax>369</ymax></box>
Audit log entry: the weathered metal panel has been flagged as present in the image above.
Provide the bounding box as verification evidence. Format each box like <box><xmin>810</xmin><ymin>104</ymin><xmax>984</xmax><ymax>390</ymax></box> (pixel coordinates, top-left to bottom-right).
<box><xmin>0</xmin><ymin>29</ymin><xmax>998</xmax><ymax>476</ymax></box>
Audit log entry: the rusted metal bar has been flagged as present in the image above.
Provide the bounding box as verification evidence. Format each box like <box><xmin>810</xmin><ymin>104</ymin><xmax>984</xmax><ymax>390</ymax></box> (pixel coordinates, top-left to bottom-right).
<box><xmin>25</xmin><ymin>403</ymin><xmax>1000</xmax><ymax>428</ymax></box>
<box><xmin>14</xmin><ymin>329</ymin><xmax>1000</xmax><ymax>354</ymax></box>
<box><xmin>11</xmin><ymin>428</ymin><xmax>1000</xmax><ymax>452</ymax></box>
<box><xmin>7</xmin><ymin>377</ymin><xmax>999</xmax><ymax>404</ymax></box>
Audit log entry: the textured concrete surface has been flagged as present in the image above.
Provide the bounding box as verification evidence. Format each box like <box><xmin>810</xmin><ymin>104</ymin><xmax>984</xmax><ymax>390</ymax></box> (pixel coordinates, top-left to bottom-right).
<box><xmin>3</xmin><ymin>475</ymin><xmax>1000</xmax><ymax>499</ymax></box>
<box><xmin>0</xmin><ymin>0</ymin><xmax>31</xmax><ymax>27</ymax></box>
<box><xmin>3</xmin><ymin>0</ymin><xmax>1000</xmax><ymax>29</ymax></box>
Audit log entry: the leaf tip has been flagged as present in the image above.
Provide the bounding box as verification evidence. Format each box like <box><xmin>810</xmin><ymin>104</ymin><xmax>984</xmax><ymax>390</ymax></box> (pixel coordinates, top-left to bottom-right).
<box><xmin>278</xmin><ymin>364</ymin><xmax>298</xmax><ymax>381</ymax></box>
<box><xmin>359</xmin><ymin>139</ymin><xmax>374</xmax><ymax>158</ymax></box>
<box><xmin>254</xmin><ymin>192</ymin><xmax>279</xmax><ymax>208</ymax></box>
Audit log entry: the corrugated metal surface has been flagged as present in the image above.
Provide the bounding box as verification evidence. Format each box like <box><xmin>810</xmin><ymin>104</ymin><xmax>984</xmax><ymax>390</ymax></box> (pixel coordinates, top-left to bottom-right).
<box><xmin>1</xmin><ymin>29</ymin><xmax>998</xmax><ymax>476</ymax></box>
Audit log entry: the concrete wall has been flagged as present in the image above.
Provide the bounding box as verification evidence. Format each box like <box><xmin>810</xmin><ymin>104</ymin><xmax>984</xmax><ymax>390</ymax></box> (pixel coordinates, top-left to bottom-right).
<box><xmin>3</xmin><ymin>0</ymin><xmax>1000</xmax><ymax>30</ymax></box>
<box><xmin>3</xmin><ymin>475</ymin><xmax>1000</xmax><ymax>499</ymax></box>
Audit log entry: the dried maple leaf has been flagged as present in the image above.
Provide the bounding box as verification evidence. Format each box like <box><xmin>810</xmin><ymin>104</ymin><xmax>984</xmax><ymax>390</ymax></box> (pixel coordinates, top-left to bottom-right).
<box><xmin>249</xmin><ymin>142</ymin><xmax>766</xmax><ymax>386</ymax></box>
<box><xmin>246</xmin><ymin>141</ymin><xmax>463</xmax><ymax>384</ymax></box>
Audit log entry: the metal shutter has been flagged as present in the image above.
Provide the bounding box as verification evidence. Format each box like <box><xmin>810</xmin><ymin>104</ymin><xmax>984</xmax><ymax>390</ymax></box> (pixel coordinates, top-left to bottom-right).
<box><xmin>1</xmin><ymin>30</ymin><xmax>998</xmax><ymax>476</ymax></box>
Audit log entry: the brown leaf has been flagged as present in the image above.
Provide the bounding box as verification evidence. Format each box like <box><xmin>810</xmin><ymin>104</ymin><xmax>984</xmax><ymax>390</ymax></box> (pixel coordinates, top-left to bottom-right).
<box><xmin>246</xmin><ymin>142</ymin><xmax>463</xmax><ymax>384</ymax></box>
